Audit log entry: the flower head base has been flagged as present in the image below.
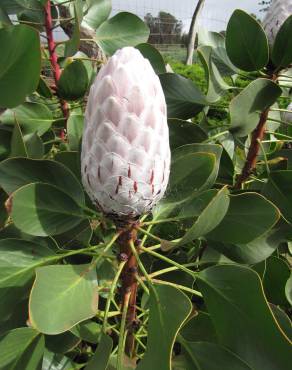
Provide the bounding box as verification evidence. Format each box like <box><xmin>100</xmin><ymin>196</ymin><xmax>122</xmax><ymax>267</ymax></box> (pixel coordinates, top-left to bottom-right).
<box><xmin>81</xmin><ymin>47</ymin><xmax>170</xmax><ymax>219</ymax></box>
<box><xmin>263</xmin><ymin>0</ymin><xmax>292</xmax><ymax>47</ymax></box>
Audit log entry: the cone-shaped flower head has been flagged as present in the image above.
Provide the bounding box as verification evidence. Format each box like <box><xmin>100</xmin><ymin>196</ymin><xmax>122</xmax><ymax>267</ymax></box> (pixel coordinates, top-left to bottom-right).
<box><xmin>81</xmin><ymin>47</ymin><xmax>171</xmax><ymax>219</ymax></box>
<box><xmin>284</xmin><ymin>102</ymin><xmax>292</xmax><ymax>123</ymax></box>
<box><xmin>263</xmin><ymin>0</ymin><xmax>292</xmax><ymax>47</ymax></box>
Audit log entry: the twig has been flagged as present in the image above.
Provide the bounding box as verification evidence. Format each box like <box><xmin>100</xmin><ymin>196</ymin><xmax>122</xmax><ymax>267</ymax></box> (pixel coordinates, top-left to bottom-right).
<box><xmin>44</xmin><ymin>0</ymin><xmax>69</xmax><ymax>128</ymax></box>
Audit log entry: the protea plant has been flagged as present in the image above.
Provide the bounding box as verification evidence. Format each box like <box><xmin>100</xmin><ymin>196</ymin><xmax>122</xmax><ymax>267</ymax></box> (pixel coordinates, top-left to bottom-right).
<box><xmin>81</xmin><ymin>46</ymin><xmax>170</xmax><ymax>222</ymax></box>
<box><xmin>263</xmin><ymin>0</ymin><xmax>292</xmax><ymax>47</ymax></box>
<box><xmin>81</xmin><ymin>46</ymin><xmax>171</xmax><ymax>355</ymax></box>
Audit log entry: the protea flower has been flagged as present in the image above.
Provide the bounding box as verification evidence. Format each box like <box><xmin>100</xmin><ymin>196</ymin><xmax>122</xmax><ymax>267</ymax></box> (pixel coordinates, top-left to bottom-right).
<box><xmin>263</xmin><ymin>0</ymin><xmax>292</xmax><ymax>47</ymax></box>
<box><xmin>81</xmin><ymin>47</ymin><xmax>170</xmax><ymax>220</ymax></box>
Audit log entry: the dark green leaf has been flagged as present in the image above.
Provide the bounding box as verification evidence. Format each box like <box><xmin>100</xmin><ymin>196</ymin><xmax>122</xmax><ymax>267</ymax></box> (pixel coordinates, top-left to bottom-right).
<box><xmin>0</xmin><ymin>327</ymin><xmax>44</xmax><ymax>370</ymax></box>
<box><xmin>136</xmin><ymin>43</ymin><xmax>166</xmax><ymax>74</ymax></box>
<box><xmin>272</xmin><ymin>15</ymin><xmax>292</xmax><ymax>69</ymax></box>
<box><xmin>168</xmin><ymin>119</ymin><xmax>208</xmax><ymax>149</ymax></box>
<box><xmin>0</xmin><ymin>25</ymin><xmax>41</xmax><ymax>108</ymax></box>
<box><xmin>45</xmin><ymin>332</ymin><xmax>81</xmax><ymax>354</ymax></box>
<box><xmin>57</xmin><ymin>60</ymin><xmax>88</xmax><ymax>100</ymax></box>
<box><xmin>85</xmin><ymin>334</ymin><xmax>113</xmax><ymax>370</ymax></box>
<box><xmin>137</xmin><ymin>285</ymin><xmax>192</xmax><ymax>370</ymax></box>
<box><xmin>67</xmin><ymin>114</ymin><xmax>83</xmax><ymax>151</ymax></box>
<box><xmin>0</xmin><ymin>157</ymin><xmax>84</xmax><ymax>204</ymax></box>
<box><xmin>226</xmin><ymin>10</ymin><xmax>269</xmax><ymax>71</ymax></box>
<box><xmin>95</xmin><ymin>12</ymin><xmax>150</xmax><ymax>55</ymax></box>
<box><xmin>197</xmin><ymin>265</ymin><xmax>292</xmax><ymax>370</ymax></box>
<box><xmin>207</xmin><ymin>192</ymin><xmax>280</xmax><ymax>244</ymax></box>
<box><xmin>159</xmin><ymin>73</ymin><xmax>207</xmax><ymax>120</ymax></box>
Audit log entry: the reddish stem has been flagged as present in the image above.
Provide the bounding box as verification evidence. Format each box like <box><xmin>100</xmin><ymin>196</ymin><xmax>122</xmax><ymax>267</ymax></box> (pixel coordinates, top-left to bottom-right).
<box><xmin>117</xmin><ymin>223</ymin><xmax>139</xmax><ymax>357</ymax></box>
<box><xmin>44</xmin><ymin>0</ymin><xmax>69</xmax><ymax>124</ymax></box>
<box><xmin>235</xmin><ymin>73</ymin><xmax>278</xmax><ymax>189</ymax></box>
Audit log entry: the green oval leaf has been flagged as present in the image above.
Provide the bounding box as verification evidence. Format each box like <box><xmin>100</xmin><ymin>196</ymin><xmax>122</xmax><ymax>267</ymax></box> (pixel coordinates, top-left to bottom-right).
<box><xmin>168</xmin><ymin>119</ymin><xmax>208</xmax><ymax>150</ymax></box>
<box><xmin>57</xmin><ymin>60</ymin><xmax>88</xmax><ymax>100</ymax></box>
<box><xmin>29</xmin><ymin>264</ymin><xmax>98</xmax><ymax>335</ymax></box>
<box><xmin>197</xmin><ymin>265</ymin><xmax>292</xmax><ymax>370</ymax></box>
<box><xmin>0</xmin><ymin>157</ymin><xmax>85</xmax><ymax>205</ymax></box>
<box><xmin>272</xmin><ymin>15</ymin><xmax>292</xmax><ymax>69</ymax></box>
<box><xmin>82</xmin><ymin>0</ymin><xmax>111</xmax><ymax>31</ymax></box>
<box><xmin>226</xmin><ymin>10</ymin><xmax>269</xmax><ymax>71</ymax></box>
<box><xmin>207</xmin><ymin>192</ymin><xmax>280</xmax><ymax>244</ymax></box>
<box><xmin>0</xmin><ymin>327</ymin><xmax>44</xmax><ymax>369</ymax></box>
<box><xmin>11</xmin><ymin>183</ymin><xmax>85</xmax><ymax>236</ymax></box>
<box><xmin>136</xmin><ymin>43</ymin><xmax>166</xmax><ymax>74</ymax></box>
<box><xmin>159</xmin><ymin>73</ymin><xmax>207</xmax><ymax>120</ymax></box>
<box><xmin>0</xmin><ymin>24</ymin><xmax>41</xmax><ymax>108</ymax></box>
<box><xmin>95</xmin><ymin>12</ymin><xmax>150</xmax><ymax>55</ymax></box>
<box><xmin>137</xmin><ymin>285</ymin><xmax>192</xmax><ymax>370</ymax></box>
<box><xmin>229</xmin><ymin>79</ymin><xmax>282</xmax><ymax>137</ymax></box>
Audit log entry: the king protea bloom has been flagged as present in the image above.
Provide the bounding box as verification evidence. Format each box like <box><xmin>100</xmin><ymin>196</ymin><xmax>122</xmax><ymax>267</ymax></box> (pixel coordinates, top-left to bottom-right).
<box><xmin>263</xmin><ymin>0</ymin><xmax>292</xmax><ymax>47</ymax></box>
<box><xmin>81</xmin><ymin>47</ymin><xmax>171</xmax><ymax>219</ymax></box>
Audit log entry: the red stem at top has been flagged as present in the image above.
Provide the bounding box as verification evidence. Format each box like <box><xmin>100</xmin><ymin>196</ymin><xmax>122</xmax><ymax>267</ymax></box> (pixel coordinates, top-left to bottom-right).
<box><xmin>44</xmin><ymin>0</ymin><xmax>69</xmax><ymax>123</ymax></box>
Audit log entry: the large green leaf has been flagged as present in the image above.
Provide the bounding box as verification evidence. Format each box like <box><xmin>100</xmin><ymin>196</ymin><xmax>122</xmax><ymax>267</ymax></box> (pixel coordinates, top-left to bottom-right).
<box><xmin>137</xmin><ymin>285</ymin><xmax>192</xmax><ymax>370</ymax></box>
<box><xmin>95</xmin><ymin>12</ymin><xmax>150</xmax><ymax>55</ymax></box>
<box><xmin>85</xmin><ymin>334</ymin><xmax>113</xmax><ymax>370</ymax></box>
<box><xmin>159</xmin><ymin>73</ymin><xmax>207</xmax><ymax>119</ymax></box>
<box><xmin>0</xmin><ymin>238</ymin><xmax>54</xmax><ymax>322</ymax></box>
<box><xmin>0</xmin><ymin>25</ymin><xmax>41</xmax><ymax>108</ymax></box>
<box><xmin>209</xmin><ymin>228</ymin><xmax>283</xmax><ymax>265</ymax></box>
<box><xmin>70</xmin><ymin>320</ymin><xmax>101</xmax><ymax>344</ymax></box>
<box><xmin>11</xmin><ymin>183</ymin><xmax>85</xmax><ymax>236</ymax></box>
<box><xmin>45</xmin><ymin>332</ymin><xmax>80</xmax><ymax>354</ymax></box>
<box><xmin>67</xmin><ymin>114</ymin><xmax>83</xmax><ymax>151</ymax></box>
<box><xmin>1</xmin><ymin>102</ymin><xmax>54</xmax><ymax>136</ymax></box>
<box><xmin>0</xmin><ymin>157</ymin><xmax>85</xmax><ymax>205</ymax></box>
<box><xmin>272</xmin><ymin>15</ymin><xmax>292</xmax><ymax>69</ymax></box>
<box><xmin>29</xmin><ymin>264</ymin><xmax>99</xmax><ymax>334</ymax></box>
<box><xmin>197</xmin><ymin>265</ymin><xmax>292</xmax><ymax>370</ymax></box>
<box><xmin>262</xmin><ymin>171</ymin><xmax>292</xmax><ymax>223</ymax></box>
<box><xmin>229</xmin><ymin>79</ymin><xmax>282</xmax><ymax>137</ymax></box>
<box><xmin>168</xmin><ymin>119</ymin><xmax>207</xmax><ymax>149</ymax></box>
<box><xmin>82</xmin><ymin>0</ymin><xmax>111</xmax><ymax>30</ymax></box>
<box><xmin>176</xmin><ymin>187</ymin><xmax>230</xmax><ymax>246</ymax></box>
<box><xmin>180</xmin><ymin>311</ymin><xmax>217</xmax><ymax>343</ymax></box>
<box><xmin>136</xmin><ymin>43</ymin><xmax>166</xmax><ymax>74</ymax></box>
<box><xmin>198</xmin><ymin>45</ymin><xmax>230</xmax><ymax>102</ymax></box>
<box><xmin>179</xmin><ymin>341</ymin><xmax>252</xmax><ymax>370</ymax></box>
<box><xmin>0</xmin><ymin>327</ymin><xmax>44</xmax><ymax>370</ymax></box>
<box><xmin>207</xmin><ymin>192</ymin><xmax>280</xmax><ymax>244</ymax></box>
<box><xmin>57</xmin><ymin>60</ymin><xmax>88</xmax><ymax>100</ymax></box>
<box><xmin>226</xmin><ymin>10</ymin><xmax>269</xmax><ymax>71</ymax></box>
<box><xmin>255</xmin><ymin>256</ymin><xmax>291</xmax><ymax>307</ymax></box>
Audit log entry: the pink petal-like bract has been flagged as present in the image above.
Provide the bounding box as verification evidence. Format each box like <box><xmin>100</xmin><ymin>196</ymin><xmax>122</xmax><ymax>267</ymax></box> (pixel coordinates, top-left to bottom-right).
<box><xmin>81</xmin><ymin>47</ymin><xmax>170</xmax><ymax>219</ymax></box>
<box><xmin>262</xmin><ymin>0</ymin><xmax>292</xmax><ymax>47</ymax></box>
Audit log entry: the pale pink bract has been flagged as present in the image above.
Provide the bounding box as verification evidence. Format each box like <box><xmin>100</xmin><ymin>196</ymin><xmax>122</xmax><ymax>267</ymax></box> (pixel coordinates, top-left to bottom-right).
<box><xmin>81</xmin><ymin>47</ymin><xmax>170</xmax><ymax>219</ymax></box>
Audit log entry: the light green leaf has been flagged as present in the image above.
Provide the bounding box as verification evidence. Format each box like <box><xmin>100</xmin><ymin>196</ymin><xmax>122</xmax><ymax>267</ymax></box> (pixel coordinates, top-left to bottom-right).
<box><xmin>229</xmin><ymin>79</ymin><xmax>282</xmax><ymax>137</ymax></box>
<box><xmin>67</xmin><ymin>114</ymin><xmax>83</xmax><ymax>151</ymax></box>
<box><xmin>82</xmin><ymin>0</ymin><xmax>111</xmax><ymax>30</ymax></box>
<box><xmin>1</xmin><ymin>102</ymin><xmax>54</xmax><ymax>136</ymax></box>
<box><xmin>29</xmin><ymin>264</ymin><xmax>99</xmax><ymax>334</ymax></box>
<box><xmin>137</xmin><ymin>285</ymin><xmax>192</xmax><ymax>370</ymax></box>
<box><xmin>95</xmin><ymin>12</ymin><xmax>150</xmax><ymax>55</ymax></box>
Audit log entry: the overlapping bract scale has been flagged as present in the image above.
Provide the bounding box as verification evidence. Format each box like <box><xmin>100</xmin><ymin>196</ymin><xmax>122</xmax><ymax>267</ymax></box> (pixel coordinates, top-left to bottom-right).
<box><xmin>263</xmin><ymin>0</ymin><xmax>292</xmax><ymax>47</ymax></box>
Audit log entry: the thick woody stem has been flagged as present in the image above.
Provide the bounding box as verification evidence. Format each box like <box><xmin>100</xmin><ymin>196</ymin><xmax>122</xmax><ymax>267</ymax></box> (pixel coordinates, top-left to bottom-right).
<box><xmin>235</xmin><ymin>73</ymin><xmax>278</xmax><ymax>189</ymax></box>
<box><xmin>44</xmin><ymin>0</ymin><xmax>69</xmax><ymax>123</ymax></box>
<box><xmin>117</xmin><ymin>223</ymin><xmax>139</xmax><ymax>357</ymax></box>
